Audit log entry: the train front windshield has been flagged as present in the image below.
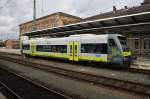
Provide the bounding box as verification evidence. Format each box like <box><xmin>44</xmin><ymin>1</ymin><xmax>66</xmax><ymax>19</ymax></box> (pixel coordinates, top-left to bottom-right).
<box><xmin>118</xmin><ymin>36</ymin><xmax>129</xmax><ymax>51</ymax></box>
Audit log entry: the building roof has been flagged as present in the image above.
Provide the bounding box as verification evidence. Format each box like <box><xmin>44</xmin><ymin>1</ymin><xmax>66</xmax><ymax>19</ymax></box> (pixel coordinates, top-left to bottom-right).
<box><xmin>84</xmin><ymin>4</ymin><xmax>150</xmax><ymax>21</ymax></box>
<box><xmin>23</xmin><ymin>11</ymin><xmax>150</xmax><ymax>37</ymax></box>
<box><xmin>19</xmin><ymin>12</ymin><xmax>82</xmax><ymax>26</ymax></box>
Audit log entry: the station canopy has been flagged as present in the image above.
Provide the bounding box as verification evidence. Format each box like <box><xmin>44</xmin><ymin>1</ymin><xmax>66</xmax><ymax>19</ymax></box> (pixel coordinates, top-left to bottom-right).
<box><xmin>23</xmin><ymin>11</ymin><xmax>150</xmax><ymax>38</ymax></box>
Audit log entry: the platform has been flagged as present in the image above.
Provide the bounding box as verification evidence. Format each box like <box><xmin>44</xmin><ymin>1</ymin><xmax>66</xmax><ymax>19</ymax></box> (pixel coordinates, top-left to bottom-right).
<box><xmin>0</xmin><ymin>48</ymin><xmax>20</xmax><ymax>55</ymax></box>
<box><xmin>132</xmin><ymin>57</ymin><xmax>150</xmax><ymax>70</ymax></box>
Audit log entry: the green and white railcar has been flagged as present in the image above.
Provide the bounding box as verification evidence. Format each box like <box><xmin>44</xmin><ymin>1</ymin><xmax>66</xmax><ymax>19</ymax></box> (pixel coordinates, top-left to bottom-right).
<box><xmin>22</xmin><ymin>34</ymin><xmax>132</xmax><ymax>68</ymax></box>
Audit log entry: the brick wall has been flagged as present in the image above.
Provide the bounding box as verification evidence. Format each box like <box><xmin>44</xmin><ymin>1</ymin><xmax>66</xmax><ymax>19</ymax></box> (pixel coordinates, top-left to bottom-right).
<box><xmin>19</xmin><ymin>12</ymin><xmax>82</xmax><ymax>35</ymax></box>
<box><xmin>5</xmin><ymin>40</ymin><xmax>20</xmax><ymax>49</ymax></box>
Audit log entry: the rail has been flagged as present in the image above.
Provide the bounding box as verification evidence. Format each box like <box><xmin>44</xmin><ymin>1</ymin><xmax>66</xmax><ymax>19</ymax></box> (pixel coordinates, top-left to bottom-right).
<box><xmin>0</xmin><ymin>52</ymin><xmax>149</xmax><ymax>97</ymax></box>
<box><xmin>0</xmin><ymin>68</ymin><xmax>71</xmax><ymax>99</ymax></box>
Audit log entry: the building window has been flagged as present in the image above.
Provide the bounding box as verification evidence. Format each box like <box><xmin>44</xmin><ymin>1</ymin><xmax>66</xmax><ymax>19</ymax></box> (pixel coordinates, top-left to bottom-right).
<box><xmin>149</xmin><ymin>35</ymin><xmax>150</xmax><ymax>49</ymax></box>
<box><xmin>149</xmin><ymin>42</ymin><xmax>150</xmax><ymax>49</ymax></box>
<box><xmin>144</xmin><ymin>42</ymin><xmax>147</xmax><ymax>49</ymax></box>
<box><xmin>134</xmin><ymin>40</ymin><xmax>139</xmax><ymax>49</ymax></box>
<box><xmin>143</xmin><ymin>35</ymin><xmax>149</xmax><ymax>50</ymax></box>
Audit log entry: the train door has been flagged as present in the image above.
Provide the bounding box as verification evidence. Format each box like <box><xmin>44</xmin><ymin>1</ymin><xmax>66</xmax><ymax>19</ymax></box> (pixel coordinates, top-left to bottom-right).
<box><xmin>69</xmin><ymin>42</ymin><xmax>74</xmax><ymax>60</ymax></box>
<box><xmin>74</xmin><ymin>42</ymin><xmax>79</xmax><ymax>61</ymax></box>
<box><xmin>31</xmin><ymin>43</ymin><xmax>36</xmax><ymax>56</ymax></box>
<box><xmin>68</xmin><ymin>41</ymin><xmax>79</xmax><ymax>61</ymax></box>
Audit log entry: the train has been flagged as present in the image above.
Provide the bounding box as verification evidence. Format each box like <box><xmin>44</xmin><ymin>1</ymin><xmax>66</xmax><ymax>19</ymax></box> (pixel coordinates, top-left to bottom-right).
<box><xmin>21</xmin><ymin>34</ymin><xmax>132</xmax><ymax>68</ymax></box>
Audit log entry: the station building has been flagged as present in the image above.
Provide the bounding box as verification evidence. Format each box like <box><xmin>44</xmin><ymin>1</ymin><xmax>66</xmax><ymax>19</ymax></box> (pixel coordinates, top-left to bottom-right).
<box><xmin>19</xmin><ymin>12</ymin><xmax>82</xmax><ymax>36</ymax></box>
<box><xmin>4</xmin><ymin>40</ymin><xmax>20</xmax><ymax>49</ymax></box>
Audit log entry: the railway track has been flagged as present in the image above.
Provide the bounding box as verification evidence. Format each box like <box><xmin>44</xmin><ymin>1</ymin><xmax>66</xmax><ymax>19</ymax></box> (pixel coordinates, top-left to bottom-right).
<box><xmin>0</xmin><ymin>52</ymin><xmax>150</xmax><ymax>97</ymax></box>
<box><xmin>0</xmin><ymin>52</ymin><xmax>149</xmax><ymax>75</ymax></box>
<box><xmin>0</xmin><ymin>68</ymin><xmax>71</xmax><ymax>99</ymax></box>
<box><xmin>0</xmin><ymin>81</ymin><xmax>21</xmax><ymax>99</ymax></box>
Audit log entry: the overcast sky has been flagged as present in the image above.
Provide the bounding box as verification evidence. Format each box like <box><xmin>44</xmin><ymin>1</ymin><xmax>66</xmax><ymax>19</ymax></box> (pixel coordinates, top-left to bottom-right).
<box><xmin>0</xmin><ymin>0</ymin><xmax>143</xmax><ymax>40</ymax></box>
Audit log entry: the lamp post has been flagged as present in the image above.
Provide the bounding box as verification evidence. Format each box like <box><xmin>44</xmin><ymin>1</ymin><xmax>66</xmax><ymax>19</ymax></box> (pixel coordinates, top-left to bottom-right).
<box><xmin>33</xmin><ymin>0</ymin><xmax>36</xmax><ymax>31</ymax></box>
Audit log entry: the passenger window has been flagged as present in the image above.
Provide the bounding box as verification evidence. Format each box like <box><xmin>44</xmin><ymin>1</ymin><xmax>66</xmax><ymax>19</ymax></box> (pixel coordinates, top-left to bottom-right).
<box><xmin>81</xmin><ymin>45</ymin><xmax>86</xmax><ymax>53</ymax></box>
<box><xmin>23</xmin><ymin>45</ymin><xmax>30</xmax><ymax>50</ymax></box>
<box><xmin>75</xmin><ymin>45</ymin><xmax>77</xmax><ymax>50</ymax></box>
<box><xmin>36</xmin><ymin>45</ymin><xmax>67</xmax><ymax>53</ymax></box>
<box><xmin>81</xmin><ymin>43</ymin><xmax>107</xmax><ymax>54</ymax></box>
<box><xmin>70</xmin><ymin>45</ymin><xmax>72</xmax><ymax>50</ymax></box>
<box><xmin>109</xmin><ymin>39</ymin><xmax>116</xmax><ymax>47</ymax></box>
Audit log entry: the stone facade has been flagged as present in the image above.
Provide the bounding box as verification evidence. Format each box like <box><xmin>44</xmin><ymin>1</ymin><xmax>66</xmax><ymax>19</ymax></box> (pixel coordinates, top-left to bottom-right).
<box><xmin>127</xmin><ymin>34</ymin><xmax>150</xmax><ymax>57</ymax></box>
<box><xmin>19</xmin><ymin>12</ymin><xmax>82</xmax><ymax>35</ymax></box>
<box><xmin>4</xmin><ymin>40</ymin><xmax>20</xmax><ymax>49</ymax></box>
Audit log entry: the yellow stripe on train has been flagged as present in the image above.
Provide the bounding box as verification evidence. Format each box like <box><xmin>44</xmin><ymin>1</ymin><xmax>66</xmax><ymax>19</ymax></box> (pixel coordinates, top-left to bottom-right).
<box><xmin>122</xmin><ymin>51</ymin><xmax>131</xmax><ymax>57</ymax></box>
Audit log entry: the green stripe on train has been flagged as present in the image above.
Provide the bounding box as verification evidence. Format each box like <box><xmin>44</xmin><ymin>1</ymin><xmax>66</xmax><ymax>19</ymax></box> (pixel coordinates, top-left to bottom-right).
<box><xmin>122</xmin><ymin>51</ymin><xmax>131</xmax><ymax>57</ymax></box>
<box><xmin>23</xmin><ymin>51</ymin><xmax>107</xmax><ymax>62</ymax></box>
<box><xmin>79</xmin><ymin>56</ymin><xmax>107</xmax><ymax>62</ymax></box>
<box><xmin>34</xmin><ymin>52</ymin><xmax>68</xmax><ymax>58</ymax></box>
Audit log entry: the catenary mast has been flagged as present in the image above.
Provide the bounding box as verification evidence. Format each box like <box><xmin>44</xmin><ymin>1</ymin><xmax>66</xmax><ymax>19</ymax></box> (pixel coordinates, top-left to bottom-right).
<box><xmin>33</xmin><ymin>0</ymin><xmax>36</xmax><ymax>31</ymax></box>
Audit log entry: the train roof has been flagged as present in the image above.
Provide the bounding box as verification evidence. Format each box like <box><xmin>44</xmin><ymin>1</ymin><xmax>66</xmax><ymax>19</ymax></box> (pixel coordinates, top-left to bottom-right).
<box><xmin>23</xmin><ymin>34</ymin><xmax>124</xmax><ymax>44</ymax></box>
<box><xmin>69</xmin><ymin>34</ymin><xmax>124</xmax><ymax>38</ymax></box>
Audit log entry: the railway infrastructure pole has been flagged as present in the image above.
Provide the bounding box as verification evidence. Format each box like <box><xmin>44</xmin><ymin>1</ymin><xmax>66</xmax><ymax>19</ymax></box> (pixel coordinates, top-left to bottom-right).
<box><xmin>33</xmin><ymin>0</ymin><xmax>36</xmax><ymax>31</ymax></box>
